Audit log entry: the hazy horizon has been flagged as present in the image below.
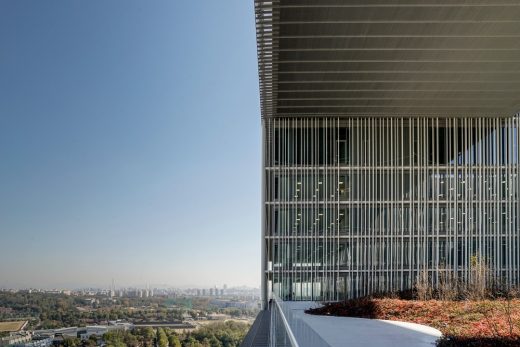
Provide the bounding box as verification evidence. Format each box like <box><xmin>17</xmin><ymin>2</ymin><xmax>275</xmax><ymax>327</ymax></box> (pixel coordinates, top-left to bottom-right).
<box><xmin>0</xmin><ymin>282</ymin><xmax>259</xmax><ymax>291</ymax></box>
<box><xmin>0</xmin><ymin>1</ymin><xmax>261</xmax><ymax>289</ymax></box>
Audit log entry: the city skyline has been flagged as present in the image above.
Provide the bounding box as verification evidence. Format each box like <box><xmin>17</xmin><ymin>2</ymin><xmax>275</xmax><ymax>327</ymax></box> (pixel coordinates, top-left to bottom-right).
<box><xmin>0</xmin><ymin>1</ymin><xmax>261</xmax><ymax>289</ymax></box>
<box><xmin>0</xmin><ymin>283</ymin><xmax>259</xmax><ymax>292</ymax></box>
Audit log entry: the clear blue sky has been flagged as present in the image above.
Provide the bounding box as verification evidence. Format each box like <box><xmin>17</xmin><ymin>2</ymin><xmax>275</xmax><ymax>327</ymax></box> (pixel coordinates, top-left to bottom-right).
<box><xmin>0</xmin><ymin>1</ymin><xmax>260</xmax><ymax>289</ymax></box>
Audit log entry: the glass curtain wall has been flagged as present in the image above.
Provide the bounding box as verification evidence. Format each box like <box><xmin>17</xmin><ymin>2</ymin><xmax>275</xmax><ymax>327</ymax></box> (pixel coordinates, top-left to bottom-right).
<box><xmin>263</xmin><ymin>116</ymin><xmax>520</xmax><ymax>301</ymax></box>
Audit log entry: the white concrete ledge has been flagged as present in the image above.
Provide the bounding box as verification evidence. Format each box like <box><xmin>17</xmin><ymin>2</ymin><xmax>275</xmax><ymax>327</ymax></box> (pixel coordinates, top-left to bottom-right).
<box><xmin>286</xmin><ymin>302</ymin><xmax>442</xmax><ymax>347</ymax></box>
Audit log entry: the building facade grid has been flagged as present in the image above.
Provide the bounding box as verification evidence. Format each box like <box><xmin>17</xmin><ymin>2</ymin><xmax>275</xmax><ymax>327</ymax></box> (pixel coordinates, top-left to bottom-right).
<box><xmin>262</xmin><ymin>116</ymin><xmax>520</xmax><ymax>301</ymax></box>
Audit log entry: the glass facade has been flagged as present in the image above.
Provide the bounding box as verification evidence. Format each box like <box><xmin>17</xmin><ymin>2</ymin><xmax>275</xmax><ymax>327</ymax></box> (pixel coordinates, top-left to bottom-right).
<box><xmin>263</xmin><ymin>116</ymin><xmax>520</xmax><ymax>301</ymax></box>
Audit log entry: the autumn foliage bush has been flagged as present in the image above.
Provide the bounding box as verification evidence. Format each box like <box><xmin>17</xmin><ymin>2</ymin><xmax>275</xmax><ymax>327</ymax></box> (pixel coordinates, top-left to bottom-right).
<box><xmin>307</xmin><ymin>256</ymin><xmax>520</xmax><ymax>345</ymax></box>
<box><xmin>306</xmin><ymin>298</ymin><xmax>520</xmax><ymax>346</ymax></box>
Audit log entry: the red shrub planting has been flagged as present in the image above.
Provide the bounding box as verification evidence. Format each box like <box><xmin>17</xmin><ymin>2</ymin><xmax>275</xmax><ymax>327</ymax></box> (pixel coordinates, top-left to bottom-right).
<box><xmin>306</xmin><ymin>298</ymin><xmax>520</xmax><ymax>346</ymax></box>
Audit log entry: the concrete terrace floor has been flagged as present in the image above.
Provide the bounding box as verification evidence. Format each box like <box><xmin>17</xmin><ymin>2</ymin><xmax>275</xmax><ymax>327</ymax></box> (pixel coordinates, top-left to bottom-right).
<box><xmin>287</xmin><ymin>301</ymin><xmax>442</xmax><ymax>347</ymax></box>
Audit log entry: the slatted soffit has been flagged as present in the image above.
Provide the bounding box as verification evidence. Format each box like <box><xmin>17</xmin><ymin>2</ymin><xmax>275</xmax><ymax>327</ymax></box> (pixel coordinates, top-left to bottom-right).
<box><xmin>254</xmin><ymin>0</ymin><xmax>520</xmax><ymax>118</ymax></box>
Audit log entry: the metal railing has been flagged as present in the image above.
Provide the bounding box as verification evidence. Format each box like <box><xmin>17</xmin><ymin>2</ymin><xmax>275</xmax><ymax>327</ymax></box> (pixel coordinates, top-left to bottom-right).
<box><xmin>269</xmin><ymin>295</ymin><xmax>331</xmax><ymax>347</ymax></box>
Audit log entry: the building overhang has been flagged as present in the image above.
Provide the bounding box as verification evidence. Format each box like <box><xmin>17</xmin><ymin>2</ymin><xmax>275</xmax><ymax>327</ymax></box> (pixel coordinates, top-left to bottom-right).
<box><xmin>255</xmin><ymin>0</ymin><xmax>520</xmax><ymax>118</ymax></box>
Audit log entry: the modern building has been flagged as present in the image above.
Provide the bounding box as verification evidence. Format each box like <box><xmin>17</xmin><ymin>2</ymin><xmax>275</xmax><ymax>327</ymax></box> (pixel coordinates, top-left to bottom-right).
<box><xmin>0</xmin><ymin>333</ymin><xmax>32</xmax><ymax>347</ymax></box>
<box><xmin>255</xmin><ymin>0</ymin><xmax>520</xmax><ymax>312</ymax></box>
<box><xmin>0</xmin><ymin>333</ymin><xmax>53</xmax><ymax>347</ymax></box>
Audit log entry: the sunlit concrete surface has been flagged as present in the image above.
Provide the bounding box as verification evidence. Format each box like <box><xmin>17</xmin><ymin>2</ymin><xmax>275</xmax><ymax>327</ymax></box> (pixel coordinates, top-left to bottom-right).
<box><xmin>287</xmin><ymin>302</ymin><xmax>442</xmax><ymax>347</ymax></box>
